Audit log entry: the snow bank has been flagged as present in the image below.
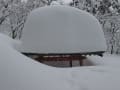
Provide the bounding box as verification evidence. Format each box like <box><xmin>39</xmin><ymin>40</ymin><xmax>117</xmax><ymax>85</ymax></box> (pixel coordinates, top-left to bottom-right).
<box><xmin>0</xmin><ymin>33</ymin><xmax>120</xmax><ymax>90</ymax></box>
<box><xmin>87</xmin><ymin>54</ymin><xmax>120</xmax><ymax>67</ymax></box>
<box><xmin>19</xmin><ymin>6</ymin><xmax>107</xmax><ymax>53</ymax></box>
<box><xmin>0</xmin><ymin>33</ymin><xmax>74</xmax><ymax>90</ymax></box>
<box><xmin>0</xmin><ymin>33</ymin><xmax>21</xmax><ymax>49</ymax></box>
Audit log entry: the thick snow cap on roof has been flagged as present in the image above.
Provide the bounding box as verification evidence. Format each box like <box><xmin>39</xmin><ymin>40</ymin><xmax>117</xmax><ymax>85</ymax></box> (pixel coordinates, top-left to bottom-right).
<box><xmin>19</xmin><ymin>5</ymin><xmax>107</xmax><ymax>53</ymax></box>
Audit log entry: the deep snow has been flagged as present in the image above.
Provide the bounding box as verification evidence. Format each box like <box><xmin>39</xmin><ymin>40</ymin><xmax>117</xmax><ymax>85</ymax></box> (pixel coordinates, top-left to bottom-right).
<box><xmin>18</xmin><ymin>6</ymin><xmax>107</xmax><ymax>53</ymax></box>
<box><xmin>0</xmin><ymin>33</ymin><xmax>120</xmax><ymax>90</ymax></box>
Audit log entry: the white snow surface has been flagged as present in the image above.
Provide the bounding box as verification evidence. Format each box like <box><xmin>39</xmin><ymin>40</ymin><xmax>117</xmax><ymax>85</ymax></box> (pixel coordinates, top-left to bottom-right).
<box><xmin>0</xmin><ymin>33</ymin><xmax>21</xmax><ymax>49</ymax></box>
<box><xmin>87</xmin><ymin>54</ymin><xmax>120</xmax><ymax>67</ymax></box>
<box><xmin>1</xmin><ymin>33</ymin><xmax>120</xmax><ymax>90</ymax></box>
<box><xmin>18</xmin><ymin>6</ymin><xmax>107</xmax><ymax>53</ymax></box>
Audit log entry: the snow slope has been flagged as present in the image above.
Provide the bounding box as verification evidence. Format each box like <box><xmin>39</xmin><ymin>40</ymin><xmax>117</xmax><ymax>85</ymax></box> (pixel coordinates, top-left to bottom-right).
<box><xmin>87</xmin><ymin>54</ymin><xmax>120</xmax><ymax>67</ymax></box>
<box><xmin>18</xmin><ymin>6</ymin><xmax>107</xmax><ymax>53</ymax></box>
<box><xmin>1</xmin><ymin>33</ymin><xmax>120</xmax><ymax>90</ymax></box>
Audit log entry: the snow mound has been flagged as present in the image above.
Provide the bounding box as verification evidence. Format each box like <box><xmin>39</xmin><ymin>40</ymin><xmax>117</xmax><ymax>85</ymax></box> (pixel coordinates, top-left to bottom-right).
<box><xmin>0</xmin><ymin>33</ymin><xmax>21</xmax><ymax>49</ymax></box>
<box><xmin>87</xmin><ymin>54</ymin><xmax>120</xmax><ymax>67</ymax></box>
<box><xmin>0</xmin><ymin>33</ymin><xmax>73</xmax><ymax>90</ymax></box>
<box><xmin>1</xmin><ymin>33</ymin><xmax>120</xmax><ymax>90</ymax></box>
<box><xmin>19</xmin><ymin>5</ymin><xmax>107</xmax><ymax>53</ymax></box>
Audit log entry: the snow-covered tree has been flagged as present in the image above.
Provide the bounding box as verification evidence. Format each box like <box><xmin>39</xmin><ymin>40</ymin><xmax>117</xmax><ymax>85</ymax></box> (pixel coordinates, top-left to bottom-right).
<box><xmin>0</xmin><ymin>0</ymin><xmax>27</xmax><ymax>39</ymax></box>
<box><xmin>0</xmin><ymin>0</ymin><xmax>45</xmax><ymax>39</ymax></box>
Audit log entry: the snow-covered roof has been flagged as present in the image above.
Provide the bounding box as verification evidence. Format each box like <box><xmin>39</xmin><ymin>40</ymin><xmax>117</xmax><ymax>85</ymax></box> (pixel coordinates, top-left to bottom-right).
<box><xmin>19</xmin><ymin>5</ymin><xmax>107</xmax><ymax>53</ymax></box>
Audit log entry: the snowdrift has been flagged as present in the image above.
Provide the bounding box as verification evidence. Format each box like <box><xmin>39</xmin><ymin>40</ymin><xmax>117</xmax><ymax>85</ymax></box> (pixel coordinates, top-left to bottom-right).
<box><xmin>0</xmin><ymin>33</ymin><xmax>120</xmax><ymax>90</ymax></box>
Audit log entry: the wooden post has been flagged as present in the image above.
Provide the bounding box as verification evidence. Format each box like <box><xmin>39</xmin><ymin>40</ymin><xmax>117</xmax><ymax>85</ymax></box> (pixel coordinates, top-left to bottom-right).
<box><xmin>69</xmin><ymin>59</ymin><xmax>72</xmax><ymax>67</ymax></box>
<box><xmin>79</xmin><ymin>59</ymin><xmax>83</xmax><ymax>66</ymax></box>
<box><xmin>79</xmin><ymin>56</ymin><xmax>86</xmax><ymax>66</ymax></box>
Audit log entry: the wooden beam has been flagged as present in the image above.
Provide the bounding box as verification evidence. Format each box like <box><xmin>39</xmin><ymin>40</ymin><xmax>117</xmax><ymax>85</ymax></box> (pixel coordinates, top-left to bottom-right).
<box><xmin>22</xmin><ymin>51</ymin><xmax>104</xmax><ymax>67</ymax></box>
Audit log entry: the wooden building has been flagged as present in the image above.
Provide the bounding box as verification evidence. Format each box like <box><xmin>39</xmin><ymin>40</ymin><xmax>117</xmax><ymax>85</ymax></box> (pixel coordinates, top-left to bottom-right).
<box><xmin>18</xmin><ymin>5</ymin><xmax>107</xmax><ymax>67</ymax></box>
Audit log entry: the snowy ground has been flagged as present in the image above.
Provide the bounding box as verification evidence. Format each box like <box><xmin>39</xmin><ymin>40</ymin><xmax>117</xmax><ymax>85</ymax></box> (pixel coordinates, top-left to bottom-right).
<box><xmin>0</xmin><ymin>33</ymin><xmax>120</xmax><ymax>90</ymax></box>
<box><xmin>84</xmin><ymin>54</ymin><xmax>120</xmax><ymax>67</ymax></box>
